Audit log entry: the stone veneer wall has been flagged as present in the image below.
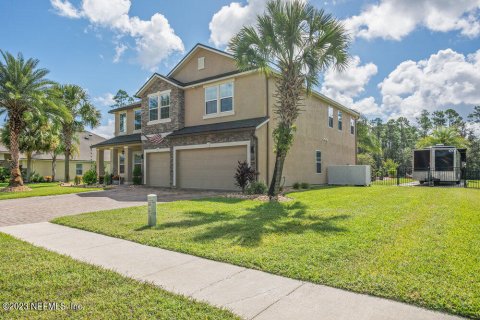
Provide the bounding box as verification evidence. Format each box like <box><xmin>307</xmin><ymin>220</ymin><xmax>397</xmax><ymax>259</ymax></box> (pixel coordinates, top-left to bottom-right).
<box><xmin>139</xmin><ymin>77</ymin><xmax>185</xmax><ymax>138</ymax></box>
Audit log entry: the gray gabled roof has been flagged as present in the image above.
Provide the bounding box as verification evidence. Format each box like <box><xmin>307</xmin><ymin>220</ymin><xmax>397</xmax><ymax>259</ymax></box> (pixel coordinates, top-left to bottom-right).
<box><xmin>91</xmin><ymin>133</ymin><xmax>142</xmax><ymax>148</ymax></box>
<box><xmin>169</xmin><ymin>117</ymin><xmax>269</xmax><ymax>137</ymax></box>
<box><xmin>108</xmin><ymin>101</ymin><xmax>142</xmax><ymax>114</ymax></box>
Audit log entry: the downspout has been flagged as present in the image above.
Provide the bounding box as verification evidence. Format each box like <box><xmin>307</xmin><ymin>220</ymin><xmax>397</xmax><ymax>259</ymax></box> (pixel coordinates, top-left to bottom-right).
<box><xmin>265</xmin><ymin>74</ymin><xmax>270</xmax><ymax>183</ymax></box>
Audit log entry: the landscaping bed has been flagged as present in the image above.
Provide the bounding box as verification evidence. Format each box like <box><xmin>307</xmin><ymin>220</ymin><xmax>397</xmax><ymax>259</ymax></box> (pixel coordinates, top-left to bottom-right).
<box><xmin>53</xmin><ymin>186</ymin><xmax>480</xmax><ymax>318</ymax></box>
<box><xmin>0</xmin><ymin>233</ymin><xmax>238</xmax><ymax>319</ymax></box>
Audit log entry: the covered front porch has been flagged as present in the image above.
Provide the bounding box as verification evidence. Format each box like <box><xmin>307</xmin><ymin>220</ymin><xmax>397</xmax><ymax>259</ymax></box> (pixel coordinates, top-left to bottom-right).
<box><xmin>92</xmin><ymin>134</ymin><xmax>143</xmax><ymax>184</ymax></box>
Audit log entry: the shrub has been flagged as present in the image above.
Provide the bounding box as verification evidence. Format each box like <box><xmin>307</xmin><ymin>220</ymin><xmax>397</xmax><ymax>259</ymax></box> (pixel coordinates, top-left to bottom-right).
<box><xmin>104</xmin><ymin>171</ymin><xmax>111</xmax><ymax>185</ymax></box>
<box><xmin>300</xmin><ymin>182</ymin><xmax>310</xmax><ymax>189</ymax></box>
<box><xmin>28</xmin><ymin>171</ymin><xmax>41</xmax><ymax>183</ymax></box>
<box><xmin>82</xmin><ymin>168</ymin><xmax>97</xmax><ymax>185</ymax></box>
<box><xmin>0</xmin><ymin>167</ymin><xmax>8</xmax><ymax>183</ymax></box>
<box><xmin>73</xmin><ymin>175</ymin><xmax>82</xmax><ymax>185</ymax></box>
<box><xmin>133</xmin><ymin>166</ymin><xmax>142</xmax><ymax>185</ymax></box>
<box><xmin>38</xmin><ymin>176</ymin><xmax>45</xmax><ymax>183</ymax></box>
<box><xmin>43</xmin><ymin>176</ymin><xmax>52</xmax><ymax>182</ymax></box>
<box><xmin>292</xmin><ymin>182</ymin><xmax>301</xmax><ymax>189</ymax></box>
<box><xmin>234</xmin><ymin>161</ymin><xmax>256</xmax><ymax>193</ymax></box>
<box><xmin>246</xmin><ymin>181</ymin><xmax>268</xmax><ymax>195</ymax></box>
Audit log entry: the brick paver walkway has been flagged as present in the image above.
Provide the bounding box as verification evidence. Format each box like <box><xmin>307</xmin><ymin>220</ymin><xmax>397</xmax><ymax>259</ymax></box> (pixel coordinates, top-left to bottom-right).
<box><xmin>0</xmin><ymin>186</ymin><xmax>220</xmax><ymax>227</ymax></box>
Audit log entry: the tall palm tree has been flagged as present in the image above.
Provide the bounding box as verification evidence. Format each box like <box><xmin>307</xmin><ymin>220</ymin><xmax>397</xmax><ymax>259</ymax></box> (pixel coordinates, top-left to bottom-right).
<box><xmin>229</xmin><ymin>0</ymin><xmax>350</xmax><ymax>197</ymax></box>
<box><xmin>416</xmin><ymin>126</ymin><xmax>468</xmax><ymax>149</ymax></box>
<box><xmin>0</xmin><ymin>51</ymin><xmax>61</xmax><ymax>189</ymax></box>
<box><xmin>54</xmin><ymin>84</ymin><xmax>101</xmax><ymax>182</ymax></box>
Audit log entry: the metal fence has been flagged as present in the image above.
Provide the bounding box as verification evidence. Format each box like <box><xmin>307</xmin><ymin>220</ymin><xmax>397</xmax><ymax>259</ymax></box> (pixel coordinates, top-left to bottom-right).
<box><xmin>372</xmin><ymin>166</ymin><xmax>480</xmax><ymax>189</ymax></box>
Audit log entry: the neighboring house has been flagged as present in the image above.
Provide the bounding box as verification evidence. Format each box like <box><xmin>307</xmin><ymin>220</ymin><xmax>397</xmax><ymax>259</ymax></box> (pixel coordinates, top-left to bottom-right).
<box><xmin>0</xmin><ymin>131</ymin><xmax>110</xmax><ymax>181</ymax></box>
<box><xmin>93</xmin><ymin>43</ymin><xmax>359</xmax><ymax>190</ymax></box>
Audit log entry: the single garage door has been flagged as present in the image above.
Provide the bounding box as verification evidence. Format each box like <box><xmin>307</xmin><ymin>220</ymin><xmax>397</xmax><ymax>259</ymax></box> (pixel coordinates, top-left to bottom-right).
<box><xmin>147</xmin><ymin>152</ymin><xmax>170</xmax><ymax>187</ymax></box>
<box><xmin>177</xmin><ymin>146</ymin><xmax>247</xmax><ymax>190</ymax></box>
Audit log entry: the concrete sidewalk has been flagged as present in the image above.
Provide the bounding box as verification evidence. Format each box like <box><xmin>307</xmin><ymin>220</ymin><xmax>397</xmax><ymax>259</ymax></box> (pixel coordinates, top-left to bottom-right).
<box><xmin>0</xmin><ymin>222</ymin><xmax>462</xmax><ymax>320</ymax></box>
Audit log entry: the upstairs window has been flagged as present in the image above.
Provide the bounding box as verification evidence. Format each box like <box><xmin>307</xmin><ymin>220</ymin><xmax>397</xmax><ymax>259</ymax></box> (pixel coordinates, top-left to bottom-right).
<box><xmin>338</xmin><ymin>111</ymin><xmax>343</xmax><ymax>130</ymax></box>
<box><xmin>205</xmin><ymin>82</ymin><xmax>234</xmax><ymax>116</ymax></box>
<box><xmin>148</xmin><ymin>91</ymin><xmax>171</xmax><ymax>122</ymax></box>
<box><xmin>328</xmin><ymin>107</ymin><xmax>333</xmax><ymax>128</ymax></box>
<box><xmin>160</xmin><ymin>92</ymin><xmax>170</xmax><ymax>119</ymax></box>
<box><xmin>134</xmin><ymin>109</ymin><xmax>142</xmax><ymax>130</ymax></box>
<box><xmin>149</xmin><ymin>96</ymin><xmax>158</xmax><ymax>121</ymax></box>
<box><xmin>119</xmin><ymin>113</ymin><xmax>126</xmax><ymax>133</ymax></box>
<box><xmin>350</xmin><ymin>118</ymin><xmax>355</xmax><ymax>134</ymax></box>
<box><xmin>316</xmin><ymin>151</ymin><xmax>322</xmax><ymax>173</ymax></box>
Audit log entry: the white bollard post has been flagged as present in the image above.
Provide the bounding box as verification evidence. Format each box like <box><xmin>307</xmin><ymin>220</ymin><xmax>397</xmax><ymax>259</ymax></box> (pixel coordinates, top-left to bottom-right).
<box><xmin>147</xmin><ymin>194</ymin><xmax>157</xmax><ymax>227</ymax></box>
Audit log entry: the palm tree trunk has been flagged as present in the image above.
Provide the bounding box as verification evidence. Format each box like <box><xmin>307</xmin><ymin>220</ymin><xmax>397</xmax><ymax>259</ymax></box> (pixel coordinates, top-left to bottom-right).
<box><xmin>64</xmin><ymin>148</ymin><xmax>71</xmax><ymax>182</ymax></box>
<box><xmin>26</xmin><ymin>152</ymin><xmax>32</xmax><ymax>183</ymax></box>
<box><xmin>51</xmin><ymin>154</ymin><xmax>57</xmax><ymax>181</ymax></box>
<box><xmin>8</xmin><ymin>116</ymin><xmax>24</xmax><ymax>187</ymax></box>
<box><xmin>268</xmin><ymin>151</ymin><xmax>286</xmax><ymax>198</ymax></box>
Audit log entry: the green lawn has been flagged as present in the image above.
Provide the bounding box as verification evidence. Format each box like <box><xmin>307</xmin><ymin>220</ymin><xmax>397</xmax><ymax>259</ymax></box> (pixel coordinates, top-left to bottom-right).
<box><xmin>53</xmin><ymin>186</ymin><xmax>480</xmax><ymax>319</ymax></box>
<box><xmin>0</xmin><ymin>233</ymin><xmax>238</xmax><ymax>319</ymax></box>
<box><xmin>0</xmin><ymin>182</ymin><xmax>103</xmax><ymax>200</ymax></box>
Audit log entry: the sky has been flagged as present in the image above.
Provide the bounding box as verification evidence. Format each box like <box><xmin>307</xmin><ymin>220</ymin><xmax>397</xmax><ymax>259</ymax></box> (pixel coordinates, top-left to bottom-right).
<box><xmin>1</xmin><ymin>0</ymin><xmax>479</xmax><ymax>138</ymax></box>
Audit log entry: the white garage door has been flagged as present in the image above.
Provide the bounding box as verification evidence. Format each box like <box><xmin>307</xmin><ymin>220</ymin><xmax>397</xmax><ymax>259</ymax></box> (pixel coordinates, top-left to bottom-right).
<box><xmin>177</xmin><ymin>146</ymin><xmax>247</xmax><ymax>190</ymax></box>
<box><xmin>147</xmin><ymin>152</ymin><xmax>170</xmax><ymax>187</ymax></box>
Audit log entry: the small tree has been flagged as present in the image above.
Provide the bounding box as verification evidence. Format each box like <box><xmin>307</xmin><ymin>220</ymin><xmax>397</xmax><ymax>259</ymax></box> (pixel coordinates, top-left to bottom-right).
<box><xmin>234</xmin><ymin>161</ymin><xmax>256</xmax><ymax>193</ymax></box>
<box><xmin>132</xmin><ymin>166</ymin><xmax>142</xmax><ymax>185</ymax></box>
<box><xmin>111</xmin><ymin>89</ymin><xmax>134</xmax><ymax>108</ymax></box>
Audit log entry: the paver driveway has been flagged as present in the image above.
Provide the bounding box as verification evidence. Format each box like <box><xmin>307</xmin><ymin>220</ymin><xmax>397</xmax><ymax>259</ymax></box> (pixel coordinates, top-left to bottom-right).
<box><xmin>0</xmin><ymin>186</ymin><xmax>221</xmax><ymax>227</ymax></box>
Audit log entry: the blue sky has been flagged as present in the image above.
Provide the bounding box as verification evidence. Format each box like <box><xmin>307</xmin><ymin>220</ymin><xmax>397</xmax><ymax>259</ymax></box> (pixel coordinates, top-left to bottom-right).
<box><xmin>1</xmin><ymin>0</ymin><xmax>479</xmax><ymax>137</ymax></box>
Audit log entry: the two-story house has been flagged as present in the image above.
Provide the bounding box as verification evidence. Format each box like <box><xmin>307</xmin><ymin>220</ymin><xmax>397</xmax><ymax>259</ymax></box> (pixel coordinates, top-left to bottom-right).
<box><xmin>92</xmin><ymin>43</ymin><xmax>359</xmax><ymax>190</ymax></box>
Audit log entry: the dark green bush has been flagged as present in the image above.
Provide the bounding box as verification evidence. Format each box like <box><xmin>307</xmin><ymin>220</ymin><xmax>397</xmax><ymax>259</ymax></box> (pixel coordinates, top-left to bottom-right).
<box><xmin>292</xmin><ymin>182</ymin><xmax>301</xmax><ymax>189</ymax></box>
<box><xmin>82</xmin><ymin>169</ymin><xmax>97</xmax><ymax>185</ymax></box>
<box><xmin>0</xmin><ymin>167</ymin><xmax>8</xmax><ymax>183</ymax></box>
<box><xmin>133</xmin><ymin>166</ymin><xmax>142</xmax><ymax>185</ymax></box>
<box><xmin>300</xmin><ymin>182</ymin><xmax>310</xmax><ymax>189</ymax></box>
<box><xmin>104</xmin><ymin>171</ymin><xmax>112</xmax><ymax>185</ymax></box>
<box><xmin>246</xmin><ymin>181</ymin><xmax>268</xmax><ymax>195</ymax></box>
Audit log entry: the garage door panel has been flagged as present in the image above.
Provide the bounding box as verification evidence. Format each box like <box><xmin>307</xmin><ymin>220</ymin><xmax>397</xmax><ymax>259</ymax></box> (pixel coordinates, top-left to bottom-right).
<box><xmin>147</xmin><ymin>152</ymin><xmax>170</xmax><ymax>187</ymax></box>
<box><xmin>177</xmin><ymin>146</ymin><xmax>247</xmax><ymax>190</ymax></box>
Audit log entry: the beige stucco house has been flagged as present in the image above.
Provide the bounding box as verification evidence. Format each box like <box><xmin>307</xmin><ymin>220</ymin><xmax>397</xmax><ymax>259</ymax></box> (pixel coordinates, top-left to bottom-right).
<box><xmin>0</xmin><ymin>131</ymin><xmax>110</xmax><ymax>181</ymax></box>
<box><xmin>93</xmin><ymin>44</ymin><xmax>359</xmax><ymax>190</ymax></box>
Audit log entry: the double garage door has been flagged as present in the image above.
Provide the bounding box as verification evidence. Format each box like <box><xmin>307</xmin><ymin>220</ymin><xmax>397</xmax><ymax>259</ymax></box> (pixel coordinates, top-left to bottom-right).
<box><xmin>147</xmin><ymin>146</ymin><xmax>247</xmax><ymax>190</ymax></box>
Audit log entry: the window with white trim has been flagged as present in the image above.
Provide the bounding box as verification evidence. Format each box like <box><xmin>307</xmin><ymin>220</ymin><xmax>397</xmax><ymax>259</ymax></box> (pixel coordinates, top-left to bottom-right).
<box><xmin>328</xmin><ymin>107</ymin><xmax>333</xmax><ymax>128</ymax></box>
<box><xmin>350</xmin><ymin>118</ymin><xmax>355</xmax><ymax>134</ymax></box>
<box><xmin>205</xmin><ymin>82</ymin><xmax>234</xmax><ymax>115</ymax></box>
<box><xmin>315</xmin><ymin>151</ymin><xmax>322</xmax><ymax>173</ymax></box>
<box><xmin>119</xmin><ymin>154</ymin><xmax>125</xmax><ymax>174</ymax></box>
<box><xmin>119</xmin><ymin>113</ymin><xmax>126</xmax><ymax>133</ymax></box>
<box><xmin>148</xmin><ymin>96</ymin><xmax>158</xmax><ymax>121</ymax></box>
<box><xmin>134</xmin><ymin>109</ymin><xmax>142</xmax><ymax>130</ymax></box>
<box><xmin>160</xmin><ymin>92</ymin><xmax>170</xmax><ymax>119</ymax></box>
<box><xmin>338</xmin><ymin>111</ymin><xmax>343</xmax><ymax>130</ymax></box>
<box><xmin>76</xmin><ymin>163</ymin><xmax>83</xmax><ymax>175</ymax></box>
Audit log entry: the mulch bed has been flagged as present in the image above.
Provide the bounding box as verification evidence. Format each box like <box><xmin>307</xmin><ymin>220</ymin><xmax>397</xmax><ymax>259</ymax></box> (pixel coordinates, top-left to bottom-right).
<box><xmin>0</xmin><ymin>186</ymin><xmax>32</xmax><ymax>192</ymax></box>
<box><xmin>223</xmin><ymin>193</ymin><xmax>292</xmax><ymax>202</ymax></box>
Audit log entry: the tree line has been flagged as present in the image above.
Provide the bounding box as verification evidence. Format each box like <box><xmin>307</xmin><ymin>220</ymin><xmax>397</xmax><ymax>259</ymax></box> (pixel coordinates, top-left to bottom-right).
<box><xmin>357</xmin><ymin>107</ymin><xmax>480</xmax><ymax>175</ymax></box>
<box><xmin>0</xmin><ymin>51</ymin><xmax>101</xmax><ymax>191</ymax></box>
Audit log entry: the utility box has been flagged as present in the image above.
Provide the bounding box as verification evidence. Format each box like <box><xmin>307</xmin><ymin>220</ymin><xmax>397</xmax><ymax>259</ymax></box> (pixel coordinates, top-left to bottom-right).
<box><xmin>328</xmin><ymin>165</ymin><xmax>371</xmax><ymax>186</ymax></box>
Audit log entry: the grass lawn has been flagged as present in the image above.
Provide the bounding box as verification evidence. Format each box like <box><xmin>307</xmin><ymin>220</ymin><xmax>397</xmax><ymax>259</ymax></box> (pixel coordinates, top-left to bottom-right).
<box><xmin>53</xmin><ymin>186</ymin><xmax>480</xmax><ymax>319</ymax></box>
<box><xmin>0</xmin><ymin>233</ymin><xmax>238</xmax><ymax>319</ymax></box>
<box><xmin>0</xmin><ymin>182</ymin><xmax>103</xmax><ymax>200</ymax></box>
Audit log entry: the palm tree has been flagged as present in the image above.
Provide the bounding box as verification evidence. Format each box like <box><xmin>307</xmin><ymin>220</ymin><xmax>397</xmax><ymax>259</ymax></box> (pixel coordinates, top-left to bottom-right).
<box><xmin>229</xmin><ymin>0</ymin><xmax>349</xmax><ymax>197</ymax></box>
<box><xmin>416</xmin><ymin>126</ymin><xmax>468</xmax><ymax>149</ymax></box>
<box><xmin>53</xmin><ymin>84</ymin><xmax>101</xmax><ymax>182</ymax></box>
<box><xmin>0</xmin><ymin>51</ymin><xmax>61</xmax><ymax>189</ymax></box>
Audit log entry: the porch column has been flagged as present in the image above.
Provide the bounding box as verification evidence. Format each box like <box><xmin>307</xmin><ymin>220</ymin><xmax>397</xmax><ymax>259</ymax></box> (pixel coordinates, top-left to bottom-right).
<box><xmin>96</xmin><ymin>149</ymin><xmax>105</xmax><ymax>177</ymax></box>
<box><xmin>108</xmin><ymin>147</ymin><xmax>114</xmax><ymax>174</ymax></box>
<box><xmin>112</xmin><ymin>148</ymin><xmax>118</xmax><ymax>176</ymax></box>
<box><xmin>124</xmin><ymin>146</ymin><xmax>131</xmax><ymax>183</ymax></box>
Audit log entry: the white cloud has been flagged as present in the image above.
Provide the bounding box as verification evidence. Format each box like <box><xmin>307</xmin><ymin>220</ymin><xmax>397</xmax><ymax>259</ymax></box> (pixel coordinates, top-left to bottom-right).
<box><xmin>379</xmin><ymin>48</ymin><xmax>480</xmax><ymax>119</ymax></box>
<box><xmin>209</xmin><ymin>0</ymin><xmax>302</xmax><ymax>47</ymax></box>
<box><xmin>50</xmin><ymin>0</ymin><xmax>184</xmax><ymax>70</ymax></box>
<box><xmin>345</xmin><ymin>0</ymin><xmax>480</xmax><ymax>41</ymax></box>
<box><xmin>92</xmin><ymin>118</ymin><xmax>115</xmax><ymax>139</ymax></box>
<box><xmin>113</xmin><ymin>43</ymin><xmax>127</xmax><ymax>63</ymax></box>
<box><xmin>321</xmin><ymin>56</ymin><xmax>381</xmax><ymax>116</ymax></box>
<box><xmin>51</xmin><ymin>0</ymin><xmax>81</xmax><ymax>18</ymax></box>
<box><xmin>94</xmin><ymin>92</ymin><xmax>115</xmax><ymax>107</ymax></box>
